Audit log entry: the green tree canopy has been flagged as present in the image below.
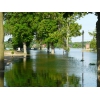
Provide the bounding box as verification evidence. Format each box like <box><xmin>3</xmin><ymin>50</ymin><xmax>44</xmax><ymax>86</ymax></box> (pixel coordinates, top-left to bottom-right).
<box><xmin>4</xmin><ymin>12</ymin><xmax>37</xmax><ymax>53</ymax></box>
<box><xmin>4</xmin><ymin>12</ymin><xmax>85</xmax><ymax>53</ymax></box>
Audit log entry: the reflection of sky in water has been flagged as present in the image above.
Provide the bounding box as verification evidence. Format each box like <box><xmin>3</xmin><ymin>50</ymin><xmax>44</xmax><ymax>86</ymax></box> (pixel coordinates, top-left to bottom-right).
<box><xmin>68</xmin><ymin>48</ymin><xmax>97</xmax><ymax>87</ymax></box>
<box><xmin>4</xmin><ymin>48</ymin><xmax>97</xmax><ymax>87</ymax></box>
<box><xmin>32</xmin><ymin>48</ymin><xmax>97</xmax><ymax>87</ymax></box>
<box><xmin>29</xmin><ymin>50</ymin><xmax>38</xmax><ymax>59</ymax></box>
<box><xmin>32</xmin><ymin>63</ymin><xmax>36</xmax><ymax>72</ymax></box>
<box><xmin>51</xmin><ymin>48</ymin><xmax>97</xmax><ymax>87</ymax></box>
<box><xmin>69</xmin><ymin>48</ymin><xmax>97</xmax><ymax>65</ymax></box>
<box><xmin>5</xmin><ymin>63</ymin><xmax>13</xmax><ymax>71</ymax></box>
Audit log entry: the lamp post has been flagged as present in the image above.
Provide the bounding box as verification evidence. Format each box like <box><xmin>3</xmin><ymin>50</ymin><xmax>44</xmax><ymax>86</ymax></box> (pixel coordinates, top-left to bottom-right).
<box><xmin>81</xmin><ymin>30</ymin><xmax>84</xmax><ymax>86</ymax></box>
<box><xmin>81</xmin><ymin>30</ymin><xmax>84</xmax><ymax>61</ymax></box>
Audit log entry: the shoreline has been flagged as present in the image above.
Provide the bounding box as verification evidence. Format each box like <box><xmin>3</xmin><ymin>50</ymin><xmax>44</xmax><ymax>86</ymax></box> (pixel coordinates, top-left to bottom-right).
<box><xmin>4</xmin><ymin>50</ymin><xmax>30</xmax><ymax>56</ymax></box>
<box><xmin>4</xmin><ymin>50</ymin><xmax>29</xmax><ymax>66</ymax></box>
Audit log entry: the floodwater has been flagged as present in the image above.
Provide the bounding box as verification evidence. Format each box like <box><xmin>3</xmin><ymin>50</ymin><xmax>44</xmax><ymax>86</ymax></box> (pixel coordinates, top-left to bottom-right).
<box><xmin>0</xmin><ymin>48</ymin><xmax>98</xmax><ymax>87</ymax></box>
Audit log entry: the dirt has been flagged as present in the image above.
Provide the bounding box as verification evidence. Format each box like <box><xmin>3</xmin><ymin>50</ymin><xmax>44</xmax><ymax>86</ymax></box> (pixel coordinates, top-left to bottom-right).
<box><xmin>4</xmin><ymin>50</ymin><xmax>29</xmax><ymax>66</ymax></box>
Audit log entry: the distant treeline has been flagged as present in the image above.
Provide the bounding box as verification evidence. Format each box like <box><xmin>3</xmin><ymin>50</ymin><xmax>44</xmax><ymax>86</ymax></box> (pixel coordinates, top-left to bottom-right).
<box><xmin>69</xmin><ymin>41</ymin><xmax>90</xmax><ymax>48</ymax></box>
<box><xmin>4</xmin><ymin>40</ymin><xmax>90</xmax><ymax>49</ymax></box>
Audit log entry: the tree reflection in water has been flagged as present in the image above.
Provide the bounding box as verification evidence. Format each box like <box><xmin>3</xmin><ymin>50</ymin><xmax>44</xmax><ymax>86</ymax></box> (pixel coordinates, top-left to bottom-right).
<box><xmin>4</xmin><ymin>57</ymin><xmax>81</xmax><ymax>87</ymax></box>
<box><xmin>64</xmin><ymin>73</ymin><xmax>81</xmax><ymax>87</ymax></box>
<box><xmin>0</xmin><ymin>71</ymin><xmax>4</xmax><ymax>87</ymax></box>
<box><xmin>97</xmin><ymin>72</ymin><xmax>100</xmax><ymax>87</ymax></box>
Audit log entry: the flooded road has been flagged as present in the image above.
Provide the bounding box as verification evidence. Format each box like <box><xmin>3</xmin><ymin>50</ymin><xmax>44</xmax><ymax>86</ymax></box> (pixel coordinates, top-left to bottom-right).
<box><xmin>1</xmin><ymin>48</ymin><xmax>98</xmax><ymax>87</ymax></box>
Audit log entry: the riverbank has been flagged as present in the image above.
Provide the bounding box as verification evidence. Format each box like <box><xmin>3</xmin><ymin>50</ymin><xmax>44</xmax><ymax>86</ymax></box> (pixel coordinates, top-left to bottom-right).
<box><xmin>4</xmin><ymin>50</ymin><xmax>29</xmax><ymax>66</ymax></box>
<box><xmin>4</xmin><ymin>50</ymin><xmax>29</xmax><ymax>56</ymax></box>
<box><xmin>82</xmin><ymin>49</ymin><xmax>97</xmax><ymax>52</ymax></box>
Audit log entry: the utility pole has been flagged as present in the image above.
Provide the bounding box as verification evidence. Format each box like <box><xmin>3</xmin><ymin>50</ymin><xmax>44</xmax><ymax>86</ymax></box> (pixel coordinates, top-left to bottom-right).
<box><xmin>80</xmin><ymin>30</ymin><xmax>84</xmax><ymax>86</ymax></box>
<box><xmin>81</xmin><ymin>30</ymin><xmax>84</xmax><ymax>61</ymax></box>
<box><xmin>82</xmin><ymin>66</ymin><xmax>84</xmax><ymax>87</ymax></box>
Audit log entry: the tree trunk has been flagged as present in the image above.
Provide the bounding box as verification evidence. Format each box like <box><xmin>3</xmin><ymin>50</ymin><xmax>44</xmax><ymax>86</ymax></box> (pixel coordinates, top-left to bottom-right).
<box><xmin>47</xmin><ymin>42</ymin><xmax>50</xmax><ymax>53</ymax></box>
<box><xmin>51</xmin><ymin>42</ymin><xmax>55</xmax><ymax>54</ymax></box>
<box><xmin>66</xmin><ymin>36</ymin><xmax>69</xmax><ymax>56</ymax></box>
<box><xmin>96</xmin><ymin>13</ymin><xmax>100</xmax><ymax>72</ymax></box>
<box><xmin>66</xmin><ymin>36</ymin><xmax>69</xmax><ymax>50</ymax></box>
<box><xmin>97</xmin><ymin>73</ymin><xmax>100</xmax><ymax>87</ymax></box>
<box><xmin>23</xmin><ymin>42</ymin><xmax>27</xmax><ymax>54</ymax></box>
<box><xmin>23</xmin><ymin>55</ymin><xmax>26</xmax><ymax>69</ymax></box>
<box><xmin>0</xmin><ymin>12</ymin><xmax>4</xmax><ymax>70</ymax></box>
<box><xmin>39</xmin><ymin>42</ymin><xmax>42</xmax><ymax>50</ymax></box>
<box><xmin>0</xmin><ymin>72</ymin><xmax>4</xmax><ymax>87</ymax></box>
<box><xmin>96</xmin><ymin>12</ymin><xmax>100</xmax><ymax>87</ymax></box>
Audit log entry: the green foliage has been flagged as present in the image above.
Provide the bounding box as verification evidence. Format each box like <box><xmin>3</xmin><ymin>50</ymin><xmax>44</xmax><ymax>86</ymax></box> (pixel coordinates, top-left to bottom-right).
<box><xmin>36</xmin><ymin>12</ymin><xmax>82</xmax><ymax>50</ymax></box>
<box><xmin>5</xmin><ymin>55</ymin><xmax>81</xmax><ymax>87</ymax></box>
<box><xmin>11</xmin><ymin>50</ymin><xmax>14</xmax><ymax>54</ymax></box>
<box><xmin>57</xmin><ymin>14</ymin><xmax>82</xmax><ymax>50</ymax></box>
<box><xmin>4</xmin><ymin>41</ymin><xmax>13</xmax><ymax>49</ymax></box>
<box><xmin>5</xmin><ymin>59</ymin><xmax>67</xmax><ymax>87</ymax></box>
<box><xmin>68</xmin><ymin>74</ymin><xmax>81</xmax><ymax>87</ymax></box>
<box><xmin>88</xmin><ymin>30</ymin><xmax>96</xmax><ymax>39</ymax></box>
<box><xmin>4</xmin><ymin>12</ymin><xmax>84</xmax><ymax>51</ymax></box>
<box><xmin>89</xmin><ymin>30</ymin><xmax>96</xmax><ymax>50</ymax></box>
<box><xmin>36</xmin><ymin>12</ymin><xmax>61</xmax><ymax>44</ymax></box>
<box><xmin>63</xmin><ymin>12</ymin><xmax>88</xmax><ymax>19</ymax></box>
<box><xmin>90</xmin><ymin>39</ymin><xmax>96</xmax><ymax>50</ymax></box>
<box><xmin>4</xmin><ymin>12</ymin><xmax>35</xmax><ymax>48</ymax></box>
<box><xmin>70</xmin><ymin>41</ymin><xmax>89</xmax><ymax>48</ymax></box>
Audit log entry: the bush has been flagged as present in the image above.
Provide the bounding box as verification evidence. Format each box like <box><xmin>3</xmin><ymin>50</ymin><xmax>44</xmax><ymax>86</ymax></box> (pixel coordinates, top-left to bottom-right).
<box><xmin>11</xmin><ymin>50</ymin><xmax>14</xmax><ymax>54</ymax></box>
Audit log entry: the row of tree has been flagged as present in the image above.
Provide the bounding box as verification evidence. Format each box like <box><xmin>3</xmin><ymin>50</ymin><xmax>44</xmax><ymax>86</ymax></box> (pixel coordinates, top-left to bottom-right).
<box><xmin>4</xmin><ymin>12</ymin><xmax>84</xmax><ymax>54</ymax></box>
<box><xmin>69</xmin><ymin>41</ymin><xmax>90</xmax><ymax>48</ymax></box>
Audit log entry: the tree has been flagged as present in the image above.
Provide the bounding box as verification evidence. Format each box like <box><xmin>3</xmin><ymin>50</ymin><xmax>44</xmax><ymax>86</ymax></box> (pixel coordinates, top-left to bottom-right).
<box><xmin>88</xmin><ymin>30</ymin><xmax>96</xmax><ymax>50</ymax></box>
<box><xmin>96</xmin><ymin>13</ymin><xmax>100</xmax><ymax>73</ymax></box>
<box><xmin>4</xmin><ymin>12</ymin><xmax>83</xmax><ymax>55</ymax></box>
<box><xmin>37</xmin><ymin>12</ymin><xmax>62</xmax><ymax>54</ymax></box>
<box><xmin>4</xmin><ymin>12</ymin><xmax>36</xmax><ymax>54</ymax></box>
<box><xmin>0</xmin><ymin>72</ymin><xmax>4</xmax><ymax>87</ymax></box>
<box><xmin>36</xmin><ymin>12</ymin><xmax>82</xmax><ymax>54</ymax></box>
<box><xmin>89</xmin><ymin>30</ymin><xmax>96</xmax><ymax>39</ymax></box>
<box><xmin>0</xmin><ymin>12</ymin><xmax>4</xmax><ymax>70</ymax></box>
<box><xmin>57</xmin><ymin>14</ymin><xmax>82</xmax><ymax>51</ymax></box>
<box><xmin>63</xmin><ymin>12</ymin><xmax>100</xmax><ymax>86</ymax></box>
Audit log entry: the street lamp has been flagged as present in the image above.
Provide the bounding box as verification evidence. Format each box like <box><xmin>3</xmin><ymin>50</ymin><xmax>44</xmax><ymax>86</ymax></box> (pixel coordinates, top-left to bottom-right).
<box><xmin>80</xmin><ymin>30</ymin><xmax>84</xmax><ymax>86</ymax></box>
<box><xmin>81</xmin><ymin>30</ymin><xmax>84</xmax><ymax>61</ymax></box>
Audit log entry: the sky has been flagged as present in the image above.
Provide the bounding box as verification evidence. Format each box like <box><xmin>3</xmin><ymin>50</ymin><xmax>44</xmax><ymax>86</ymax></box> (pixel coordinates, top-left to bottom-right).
<box><xmin>72</xmin><ymin>13</ymin><xmax>97</xmax><ymax>42</ymax></box>
<box><xmin>4</xmin><ymin>13</ymin><xmax>97</xmax><ymax>42</ymax></box>
<box><xmin>4</xmin><ymin>35</ymin><xmax>12</xmax><ymax>41</ymax></box>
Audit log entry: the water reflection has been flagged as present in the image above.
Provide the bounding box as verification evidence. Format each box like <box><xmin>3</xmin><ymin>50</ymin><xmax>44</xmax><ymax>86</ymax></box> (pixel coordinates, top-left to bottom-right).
<box><xmin>4</xmin><ymin>54</ymin><xmax>81</xmax><ymax>87</ymax></box>
<box><xmin>64</xmin><ymin>73</ymin><xmax>81</xmax><ymax>87</ymax></box>
<box><xmin>0</xmin><ymin>61</ymin><xmax>4</xmax><ymax>87</ymax></box>
<box><xmin>0</xmin><ymin>71</ymin><xmax>4</xmax><ymax>87</ymax></box>
<box><xmin>97</xmin><ymin>72</ymin><xmax>100</xmax><ymax>87</ymax></box>
<box><xmin>4</xmin><ymin>48</ymin><xmax>97</xmax><ymax>87</ymax></box>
